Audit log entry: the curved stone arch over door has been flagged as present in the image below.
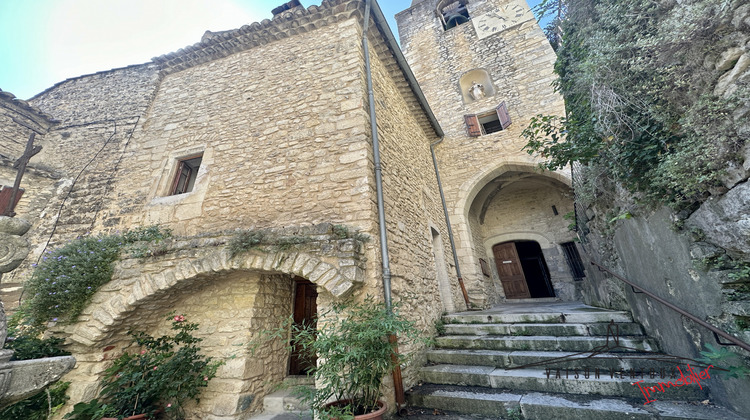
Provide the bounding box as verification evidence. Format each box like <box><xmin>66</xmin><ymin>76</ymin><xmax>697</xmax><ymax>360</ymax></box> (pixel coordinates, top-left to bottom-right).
<box><xmin>447</xmin><ymin>161</ymin><xmax>573</xmax><ymax>306</ymax></box>
<box><xmin>66</xmin><ymin>246</ymin><xmax>363</xmax><ymax>348</ymax></box>
<box><xmin>59</xmin><ymin>241</ymin><xmax>365</xmax><ymax>418</ymax></box>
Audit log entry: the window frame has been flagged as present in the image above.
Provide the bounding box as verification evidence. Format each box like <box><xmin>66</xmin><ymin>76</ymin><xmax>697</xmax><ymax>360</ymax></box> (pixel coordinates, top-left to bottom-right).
<box><xmin>464</xmin><ymin>101</ymin><xmax>512</xmax><ymax>137</ymax></box>
<box><xmin>169</xmin><ymin>154</ymin><xmax>203</xmax><ymax>196</ymax></box>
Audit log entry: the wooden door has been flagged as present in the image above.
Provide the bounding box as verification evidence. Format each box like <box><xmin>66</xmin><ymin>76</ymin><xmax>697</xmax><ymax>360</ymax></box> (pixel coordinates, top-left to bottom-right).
<box><xmin>289</xmin><ymin>279</ymin><xmax>317</xmax><ymax>375</ymax></box>
<box><xmin>493</xmin><ymin>242</ymin><xmax>531</xmax><ymax>299</ymax></box>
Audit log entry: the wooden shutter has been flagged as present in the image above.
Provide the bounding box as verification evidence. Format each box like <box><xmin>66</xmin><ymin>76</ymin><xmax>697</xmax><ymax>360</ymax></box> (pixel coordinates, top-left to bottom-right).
<box><xmin>170</xmin><ymin>161</ymin><xmax>186</xmax><ymax>195</ymax></box>
<box><xmin>464</xmin><ymin>114</ymin><xmax>481</xmax><ymax>137</ymax></box>
<box><xmin>497</xmin><ymin>101</ymin><xmax>512</xmax><ymax>130</ymax></box>
<box><xmin>0</xmin><ymin>186</ymin><xmax>24</xmax><ymax>215</ymax></box>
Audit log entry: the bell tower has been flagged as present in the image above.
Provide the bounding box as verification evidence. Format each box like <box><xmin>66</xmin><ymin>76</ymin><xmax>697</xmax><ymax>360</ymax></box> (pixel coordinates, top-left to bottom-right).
<box><xmin>396</xmin><ymin>0</ymin><xmax>564</xmax><ymax>139</ymax></box>
<box><xmin>396</xmin><ymin>1</ymin><xmax>581</xmax><ymax>306</ymax></box>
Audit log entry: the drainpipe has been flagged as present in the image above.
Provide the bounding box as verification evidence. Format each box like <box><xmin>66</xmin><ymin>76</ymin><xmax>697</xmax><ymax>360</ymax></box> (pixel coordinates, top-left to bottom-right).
<box><xmin>430</xmin><ymin>138</ymin><xmax>471</xmax><ymax>309</ymax></box>
<box><xmin>362</xmin><ymin>0</ymin><xmax>406</xmax><ymax>413</ymax></box>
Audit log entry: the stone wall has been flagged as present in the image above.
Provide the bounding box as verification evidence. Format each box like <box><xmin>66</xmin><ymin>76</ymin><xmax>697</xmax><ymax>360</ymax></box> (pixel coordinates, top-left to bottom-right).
<box><xmin>93</xmin><ymin>19</ymin><xmax>371</xmax><ymax>237</ymax></box>
<box><xmin>365</xmin><ymin>24</ymin><xmax>458</xmax><ymax>393</ymax></box>
<box><xmin>0</xmin><ymin>90</ymin><xmax>60</xmax><ymax>306</ymax></box>
<box><xmin>396</xmin><ymin>0</ymin><xmax>570</xmax><ymax>305</ymax></box>
<box><xmin>1</xmin><ymin>65</ymin><xmax>163</xmax><ymax>309</ymax></box>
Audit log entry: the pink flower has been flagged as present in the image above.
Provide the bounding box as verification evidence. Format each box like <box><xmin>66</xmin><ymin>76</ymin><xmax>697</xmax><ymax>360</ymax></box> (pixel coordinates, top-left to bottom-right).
<box><xmin>167</xmin><ymin>403</ymin><xmax>172</xmax><ymax>408</ymax></box>
<box><xmin>204</xmin><ymin>376</ymin><xmax>209</xmax><ymax>381</ymax></box>
<box><xmin>140</xmin><ymin>350</ymin><xmax>147</xmax><ymax>354</ymax></box>
<box><xmin>174</xmin><ymin>315</ymin><xmax>186</xmax><ymax>322</ymax></box>
<box><xmin>153</xmin><ymin>366</ymin><xmax>158</xmax><ymax>370</ymax></box>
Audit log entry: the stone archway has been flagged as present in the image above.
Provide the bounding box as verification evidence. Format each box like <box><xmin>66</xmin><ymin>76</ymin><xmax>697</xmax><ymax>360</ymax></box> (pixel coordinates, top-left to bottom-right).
<box><xmin>448</xmin><ymin>162</ymin><xmax>574</xmax><ymax>306</ymax></box>
<box><xmin>57</xmin><ymin>228</ymin><xmax>367</xmax><ymax>419</ymax></box>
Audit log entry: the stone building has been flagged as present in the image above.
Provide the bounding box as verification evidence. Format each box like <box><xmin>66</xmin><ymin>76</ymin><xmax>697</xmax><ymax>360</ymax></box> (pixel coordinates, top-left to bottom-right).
<box><xmin>397</xmin><ymin>0</ymin><xmax>575</xmax><ymax>307</ymax></box>
<box><xmin>0</xmin><ymin>0</ymin><xmax>575</xmax><ymax>418</ymax></box>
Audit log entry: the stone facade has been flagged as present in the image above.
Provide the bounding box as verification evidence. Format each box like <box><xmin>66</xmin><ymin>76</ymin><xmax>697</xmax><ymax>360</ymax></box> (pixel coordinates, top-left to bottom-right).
<box><xmin>58</xmin><ymin>227</ymin><xmax>367</xmax><ymax>418</ymax></box>
<box><xmin>396</xmin><ymin>0</ymin><xmax>575</xmax><ymax>306</ymax></box>
<box><xmin>0</xmin><ymin>0</ymin><xmax>591</xmax><ymax>417</ymax></box>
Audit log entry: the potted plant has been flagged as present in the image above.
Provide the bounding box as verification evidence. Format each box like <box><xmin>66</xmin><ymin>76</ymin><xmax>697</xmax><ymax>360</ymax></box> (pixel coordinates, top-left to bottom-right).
<box><xmin>65</xmin><ymin>314</ymin><xmax>222</xmax><ymax>420</ymax></box>
<box><xmin>288</xmin><ymin>297</ymin><xmax>422</xmax><ymax>420</ymax></box>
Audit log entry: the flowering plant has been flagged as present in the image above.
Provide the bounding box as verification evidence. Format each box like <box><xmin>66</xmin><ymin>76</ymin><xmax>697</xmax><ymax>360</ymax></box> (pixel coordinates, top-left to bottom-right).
<box><xmin>65</xmin><ymin>314</ymin><xmax>221</xmax><ymax>420</ymax></box>
<box><xmin>25</xmin><ymin>226</ymin><xmax>171</xmax><ymax>326</ymax></box>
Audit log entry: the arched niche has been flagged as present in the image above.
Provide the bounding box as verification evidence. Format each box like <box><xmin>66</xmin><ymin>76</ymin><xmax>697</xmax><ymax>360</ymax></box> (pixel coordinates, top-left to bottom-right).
<box><xmin>460</xmin><ymin>69</ymin><xmax>496</xmax><ymax>103</ymax></box>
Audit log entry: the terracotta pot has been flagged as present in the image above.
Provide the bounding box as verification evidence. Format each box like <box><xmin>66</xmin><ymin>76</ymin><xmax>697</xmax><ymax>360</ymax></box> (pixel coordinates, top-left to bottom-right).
<box><xmin>323</xmin><ymin>400</ymin><xmax>387</xmax><ymax>420</ymax></box>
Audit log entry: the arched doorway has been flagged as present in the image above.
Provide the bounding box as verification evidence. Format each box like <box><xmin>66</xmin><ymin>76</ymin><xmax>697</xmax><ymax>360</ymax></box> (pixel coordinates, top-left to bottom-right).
<box><xmin>456</xmin><ymin>167</ymin><xmax>578</xmax><ymax>304</ymax></box>
<box><xmin>492</xmin><ymin>240</ymin><xmax>554</xmax><ymax>299</ymax></box>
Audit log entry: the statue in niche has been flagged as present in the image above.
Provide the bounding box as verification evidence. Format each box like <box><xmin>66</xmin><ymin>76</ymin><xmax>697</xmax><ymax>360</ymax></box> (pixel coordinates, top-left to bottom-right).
<box><xmin>469</xmin><ymin>81</ymin><xmax>485</xmax><ymax>101</ymax></box>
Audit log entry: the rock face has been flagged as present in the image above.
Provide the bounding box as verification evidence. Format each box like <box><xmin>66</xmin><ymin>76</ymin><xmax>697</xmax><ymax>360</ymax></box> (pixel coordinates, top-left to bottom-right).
<box><xmin>688</xmin><ymin>182</ymin><xmax>750</xmax><ymax>258</ymax></box>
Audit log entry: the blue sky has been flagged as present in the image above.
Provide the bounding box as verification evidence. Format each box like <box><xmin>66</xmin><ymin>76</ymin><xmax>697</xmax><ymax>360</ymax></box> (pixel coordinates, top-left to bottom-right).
<box><xmin>0</xmin><ymin>0</ymin><xmax>541</xmax><ymax>100</ymax></box>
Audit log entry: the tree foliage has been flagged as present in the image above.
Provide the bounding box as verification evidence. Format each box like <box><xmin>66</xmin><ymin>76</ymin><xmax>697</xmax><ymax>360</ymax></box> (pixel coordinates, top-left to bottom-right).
<box><xmin>525</xmin><ymin>0</ymin><xmax>749</xmax><ymax>209</ymax></box>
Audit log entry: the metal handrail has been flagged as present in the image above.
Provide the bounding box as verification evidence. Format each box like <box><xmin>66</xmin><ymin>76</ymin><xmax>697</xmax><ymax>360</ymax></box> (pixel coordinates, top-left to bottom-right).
<box><xmin>590</xmin><ymin>260</ymin><xmax>750</xmax><ymax>353</ymax></box>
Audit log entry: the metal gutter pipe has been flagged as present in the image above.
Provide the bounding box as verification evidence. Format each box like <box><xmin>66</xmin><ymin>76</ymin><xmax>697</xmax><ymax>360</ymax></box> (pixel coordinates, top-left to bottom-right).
<box><xmin>430</xmin><ymin>138</ymin><xmax>471</xmax><ymax>309</ymax></box>
<box><xmin>362</xmin><ymin>0</ymin><xmax>406</xmax><ymax>413</ymax></box>
<box><xmin>363</xmin><ymin>0</ymin><xmax>393</xmax><ymax>313</ymax></box>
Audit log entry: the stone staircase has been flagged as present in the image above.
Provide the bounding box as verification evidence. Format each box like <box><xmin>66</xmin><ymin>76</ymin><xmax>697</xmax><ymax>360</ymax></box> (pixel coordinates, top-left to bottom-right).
<box><xmin>408</xmin><ymin>302</ymin><xmax>747</xmax><ymax>420</ymax></box>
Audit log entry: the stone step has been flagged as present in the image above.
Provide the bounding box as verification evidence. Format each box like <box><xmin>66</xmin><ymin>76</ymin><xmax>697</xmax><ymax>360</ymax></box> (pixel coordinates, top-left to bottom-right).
<box><xmin>246</xmin><ymin>413</ymin><xmax>313</xmax><ymax>420</ymax></box>
<box><xmin>444</xmin><ymin>310</ymin><xmax>632</xmax><ymax>325</ymax></box>
<box><xmin>407</xmin><ymin>384</ymin><xmax>746</xmax><ymax>420</ymax></box>
<box><xmin>435</xmin><ymin>335</ymin><xmax>659</xmax><ymax>353</ymax></box>
<box><xmin>420</xmin><ymin>365</ymin><xmax>709</xmax><ymax>401</ymax></box>
<box><xmin>426</xmin><ymin>348</ymin><xmax>699</xmax><ymax>371</ymax></box>
<box><xmin>443</xmin><ymin>322</ymin><xmax>644</xmax><ymax>337</ymax></box>
<box><xmin>262</xmin><ymin>388</ymin><xmax>310</xmax><ymax>414</ymax></box>
<box><xmin>262</xmin><ymin>377</ymin><xmax>313</xmax><ymax>414</ymax></box>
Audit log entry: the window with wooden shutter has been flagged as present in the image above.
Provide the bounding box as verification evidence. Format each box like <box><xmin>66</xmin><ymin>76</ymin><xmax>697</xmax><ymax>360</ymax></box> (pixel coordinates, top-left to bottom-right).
<box><xmin>169</xmin><ymin>154</ymin><xmax>202</xmax><ymax>195</ymax></box>
<box><xmin>0</xmin><ymin>185</ymin><xmax>24</xmax><ymax>215</ymax></box>
<box><xmin>497</xmin><ymin>101</ymin><xmax>512</xmax><ymax>129</ymax></box>
<box><xmin>464</xmin><ymin>114</ymin><xmax>481</xmax><ymax>137</ymax></box>
<box><xmin>466</xmin><ymin>102</ymin><xmax>512</xmax><ymax>136</ymax></box>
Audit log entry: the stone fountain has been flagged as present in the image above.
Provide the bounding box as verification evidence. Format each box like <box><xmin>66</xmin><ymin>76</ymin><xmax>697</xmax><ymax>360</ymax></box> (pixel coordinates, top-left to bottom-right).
<box><xmin>0</xmin><ymin>216</ymin><xmax>75</xmax><ymax>409</ymax></box>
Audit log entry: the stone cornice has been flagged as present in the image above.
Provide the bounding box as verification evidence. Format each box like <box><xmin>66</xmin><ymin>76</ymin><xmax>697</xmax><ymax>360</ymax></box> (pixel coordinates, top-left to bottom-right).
<box><xmin>152</xmin><ymin>0</ymin><xmax>365</xmax><ymax>75</ymax></box>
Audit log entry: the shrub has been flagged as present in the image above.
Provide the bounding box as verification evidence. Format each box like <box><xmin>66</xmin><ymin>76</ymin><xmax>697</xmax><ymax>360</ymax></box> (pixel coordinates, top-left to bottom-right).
<box><xmin>24</xmin><ymin>226</ymin><xmax>170</xmax><ymax>325</ymax></box>
<box><xmin>0</xmin><ymin>381</ymin><xmax>70</xmax><ymax>420</ymax></box>
<box><xmin>65</xmin><ymin>314</ymin><xmax>221</xmax><ymax>420</ymax></box>
<box><xmin>288</xmin><ymin>297</ymin><xmax>422</xmax><ymax>419</ymax></box>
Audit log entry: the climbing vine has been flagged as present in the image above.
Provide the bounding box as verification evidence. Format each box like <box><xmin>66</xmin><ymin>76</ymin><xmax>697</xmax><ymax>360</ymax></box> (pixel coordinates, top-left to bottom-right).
<box><xmin>525</xmin><ymin>0</ymin><xmax>748</xmax><ymax>209</ymax></box>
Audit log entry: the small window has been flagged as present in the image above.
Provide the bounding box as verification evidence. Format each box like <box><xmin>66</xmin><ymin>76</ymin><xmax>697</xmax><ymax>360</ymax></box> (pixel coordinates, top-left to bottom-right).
<box><xmin>170</xmin><ymin>155</ymin><xmax>202</xmax><ymax>195</ymax></box>
<box><xmin>438</xmin><ymin>1</ymin><xmax>470</xmax><ymax>30</ymax></box>
<box><xmin>465</xmin><ymin>102</ymin><xmax>512</xmax><ymax>137</ymax></box>
<box><xmin>561</xmin><ymin>242</ymin><xmax>586</xmax><ymax>281</ymax></box>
